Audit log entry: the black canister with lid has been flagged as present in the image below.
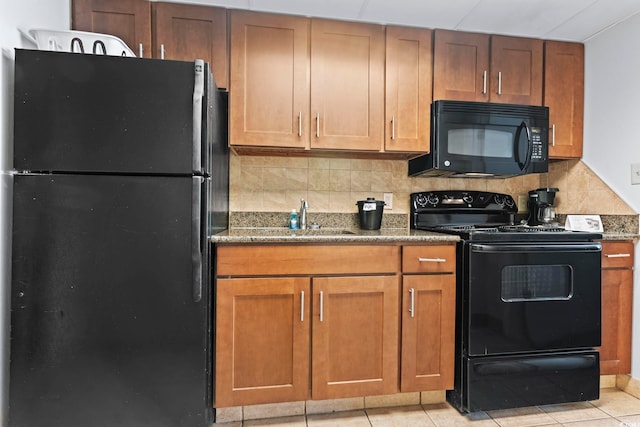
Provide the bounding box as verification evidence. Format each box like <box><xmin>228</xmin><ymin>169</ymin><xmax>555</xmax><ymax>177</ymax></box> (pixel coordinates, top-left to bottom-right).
<box><xmin>356</xmin><ymin>197</ymin><xmax>385</xmax><ymax>230</ymax></box>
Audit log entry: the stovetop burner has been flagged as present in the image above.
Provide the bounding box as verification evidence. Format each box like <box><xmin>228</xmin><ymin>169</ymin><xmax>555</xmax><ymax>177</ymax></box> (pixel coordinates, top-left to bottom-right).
<box><xmin>410</xmin><ymin>190</ymin><xmax>602</xmax><ymax>242</ymax></box>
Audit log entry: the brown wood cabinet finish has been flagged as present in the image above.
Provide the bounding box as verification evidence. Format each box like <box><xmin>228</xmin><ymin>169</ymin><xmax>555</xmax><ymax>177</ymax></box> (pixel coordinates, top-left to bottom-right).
<box><xmin>216</xmin><ymin>244</ymin><xmax>400</xmax><ymax>276</ymax></box>
<box><xmin>152</xmin><ymin>3</ymin><xmax>228</xmax><ymax>89</ymax></box>
<box><xmin>433</xmin><ymin>29</ymin><xmax>543</xmax><ymax>105</ymax></box>
<box><xmin>600</xmin><ymin>241</ymin><xmax>634</xmax><ymax>375</ymax></box>
<box><xmin>401</xmin><ymin>274</ymin><xmax>455</xmax><ymax>391</ymax></box>
<box><xmin>433</xmin><ymin>29</ymin><xmax>489</xmax><ymax>102</ymax></box>
<box><xmin>229</xmin><ymin>11</ymin><xmax>309</xmax><ymax>149</ymax></box>
<box><xmin>310</xmin><ymin>19</ymin><xmax>385</xmax><ymax>152</ymax></box>
<box><xmin>311</xmin><ymin>275</ymin><xmax>399</xmax><ymax>399</ymax></box>
<box><xmin>401</xmin><ymin>244</ymin><xmax>456</xmax><ymax>392</ymax></box>
<box><xmin>544</xmin><ymin>41</ymin><xmax>585</xmax><ymax>159</ymax></box>
<box><xmin>215</xmin><ymin>277</ymin><xmax>311</xmax><ymax>407</ymax></box>
<box><xmin>214</xmin><ymin>243</ymin><xmax>456</xmax><ymax>407</ymax></box>
<box><xmin>385</xmin><ymin>26</ymin><xmax>432</xmax><ymax>154</ymax></box>
<box><xmin>72</xmin><ymin>0</ymin><xmax>151</xmax><ymax>58</ymax></box>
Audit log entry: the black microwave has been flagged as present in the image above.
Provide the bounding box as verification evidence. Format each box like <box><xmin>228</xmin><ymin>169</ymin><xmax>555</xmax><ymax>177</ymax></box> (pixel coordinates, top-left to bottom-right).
<box><xmin>408</xmin><ymin>100</ymin><xmax>549</xmax><ymax>178</ymax></box>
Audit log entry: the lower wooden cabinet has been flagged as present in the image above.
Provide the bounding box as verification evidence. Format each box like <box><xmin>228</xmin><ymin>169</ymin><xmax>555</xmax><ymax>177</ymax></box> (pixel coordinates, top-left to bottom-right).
<box><xmin>214</xmin><ymin>243</ymin><xmax>457</xmax><ymax>408</ymax></box>
<box><xmin>215</xmin><ymin>277</ymin><xmax>310</xmax><ymax>407</ymax></box>
<box><xmin>599</xmin><ymin>241</ymin><xmax>634</xmax><ymax>375</ymax></box>
<box><xmin>400</xmin><ymin>244</ymin><xmax>456</xmax><ymax>392</ymax></box>
<box><xmin>401</xmin><ymin>274</ymin><xmax>455</xmax><ymax>391</ymax></box>
<box><xmin>312</xmin><ymin>275</ymin><xmax>399</xmax><ymax>400</ymax></box>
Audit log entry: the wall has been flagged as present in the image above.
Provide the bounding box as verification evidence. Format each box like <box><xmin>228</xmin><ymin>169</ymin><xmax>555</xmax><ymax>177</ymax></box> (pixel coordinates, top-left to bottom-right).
<box><xmin>584</xmin><ymin>12</ymin><xmax>640</xmax><ymax>378</ymax></box>
<box><xmin>0</xmin><ymin>1</ymin><xmax>70</xmax><ymax>424</ymax></box>
<box><xmin>229</xmin><ymin>154</ymin><xmax>635</xmax><ymax>217</ymax></box>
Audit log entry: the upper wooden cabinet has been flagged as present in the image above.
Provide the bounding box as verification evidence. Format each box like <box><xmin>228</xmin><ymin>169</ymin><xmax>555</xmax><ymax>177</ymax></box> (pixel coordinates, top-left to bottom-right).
<box><xmin>152</xmin><ymin>2</ymin><xmax>228</xmax><ymax>89</ymax></box>
<box><xmin>310</xmin><ymin>19</ymin><xmax>385</xmax><ymax>152</ymax></box>
<box><xmin>72</xmin><ymin>0</ymin><xmax>228</xmax><ymax>88</ymax></box>
<box><xmin>229</xmin><ymin>12</ymin><xmax>385</xmax><ymax>153</ymax></box>
<box><xmin>544</xmin><ymin>41</ymin><xmax>584</xmax><ymax>159</ymax></box>
<box><xmin>72</xmin><ymin>0</ymin><xmax>151</xmax><ymax>58</ymax></box>
<box><xmin>385</xmin><ymin>26</ymin><xmax>433</xmax><ymax>153</ymax></box>
<box><xmin>229</xmin><ymin>11</ymin><xmax>309</xmax><ymax>149</ymax></box>
<box><xmin>433</xmin><ymin>29</ymin><xmax>543</xmax><ymax>105</ymax></box>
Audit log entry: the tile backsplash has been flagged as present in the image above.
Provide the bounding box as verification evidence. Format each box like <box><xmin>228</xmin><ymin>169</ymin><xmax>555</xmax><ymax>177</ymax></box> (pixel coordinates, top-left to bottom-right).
<box><xmin>229</xmin><ymin>153</ymin><xmax>635</xmax><ymax>216</ymax></box>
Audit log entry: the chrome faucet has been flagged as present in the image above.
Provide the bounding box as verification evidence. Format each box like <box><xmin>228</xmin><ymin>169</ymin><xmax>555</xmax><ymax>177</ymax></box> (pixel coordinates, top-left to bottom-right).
<box><xmin>299</xmin><ymin>199</ymin><xmax>309</xmax><ymax>230</ymax></box>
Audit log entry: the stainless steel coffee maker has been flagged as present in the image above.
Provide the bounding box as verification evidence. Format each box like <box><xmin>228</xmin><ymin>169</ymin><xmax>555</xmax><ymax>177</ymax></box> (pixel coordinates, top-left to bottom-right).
<box><xmin>527</xmin><ymin>187</ymin><xmax>559</xmax><ymax>225</ymax></box>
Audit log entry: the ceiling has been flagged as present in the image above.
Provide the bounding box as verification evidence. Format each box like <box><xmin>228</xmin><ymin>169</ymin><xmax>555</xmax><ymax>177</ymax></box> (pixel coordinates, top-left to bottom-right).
<box><xmin>166</xmin><ymin>0</ymin><xmax>640</xmax><ymax>42</ymax></box>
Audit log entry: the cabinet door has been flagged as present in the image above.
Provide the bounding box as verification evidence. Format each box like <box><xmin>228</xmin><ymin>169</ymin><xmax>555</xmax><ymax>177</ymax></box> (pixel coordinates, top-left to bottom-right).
<box><xmin>310</xmin><ymin>19</ymin><xmax>385</xmax><ymax>151</ymax></box>
<box><xmin>490</xmin><ymin>35</ymin><xmax>543</xmax><ymax>105</ymax></box>
<box><xmin>229</xmin><ymin>12</ymin><xmax>309</xmax><ymax>149</ymax></box>
<box><xmin>433</xmin><ymin>29</ymin><xmax>489</xmax><ymax>102</ymax></box>
<box><xmin>544</xmin><ymin>41</ymin><xmax>584</xmax><ymax>159</ymax></box>
<box><xmin>312</xmin><ymin>275</ymin><xmax>399</xmax><ymax>399</ymax></box>
<box><xmin>599</xmin><ymin>241</ymin><xmax>634</xmax><ymax>375</ymax></box>
<box><xmin>215</xmin><ymin>277</ymin><xmax>311</xmax><ymax>407</ymax></box>
<box><xmin>385</xmin><ymin>26</ymin><xmax>432</xmax><ymax>153</ymax></box>
<box><xmin>401</xmin><ymin>275</ymin><xmax>455</xmax><ymax>392</ymax></box>
<box><xmin>152</xmin><ymin>3</ymin><xmax>227</xmax><ymax>89</ymax></box>
<box><xmin>72</xmin><ymin>0</ymin><xmax>151</xmax><ymax>58</ymax></box>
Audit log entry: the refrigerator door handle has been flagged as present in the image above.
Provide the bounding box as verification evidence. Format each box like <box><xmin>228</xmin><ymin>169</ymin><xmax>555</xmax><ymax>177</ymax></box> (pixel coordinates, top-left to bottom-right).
<box><xmin>192</xmin><ymin>176</ymin><xmax>203</xmax><ymax>302</ymax></box>
<box><xmin>192</xmin><ymin>59</ymin><xmax>205</xmax><ymax>174</ymax></box>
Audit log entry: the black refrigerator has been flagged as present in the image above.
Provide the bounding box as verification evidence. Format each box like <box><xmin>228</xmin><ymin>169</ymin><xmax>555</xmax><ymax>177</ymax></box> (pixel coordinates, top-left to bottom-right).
<box><xmin>9</xmin><ymin>49</ymin><xmax>228</xmax><ymax>426</ymax></box>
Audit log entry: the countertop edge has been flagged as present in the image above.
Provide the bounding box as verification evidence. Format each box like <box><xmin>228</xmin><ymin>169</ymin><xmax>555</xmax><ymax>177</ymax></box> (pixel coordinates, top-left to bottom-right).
<box><xmin>211</xmin><ymin>229</ymin><xmax>459</xmax><ymax>244</ymax></box>
<box><xmin>211</xmin><ymin>229</ymin><xmax>639</xmax><ymax>244</ymax></box>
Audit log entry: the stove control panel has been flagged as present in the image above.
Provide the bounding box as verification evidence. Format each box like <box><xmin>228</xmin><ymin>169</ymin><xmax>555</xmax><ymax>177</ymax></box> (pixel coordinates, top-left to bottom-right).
<box><xmin>411</xmin><ymin>190</ymin><xmax>517</xmax><ymax>212</ymax></box>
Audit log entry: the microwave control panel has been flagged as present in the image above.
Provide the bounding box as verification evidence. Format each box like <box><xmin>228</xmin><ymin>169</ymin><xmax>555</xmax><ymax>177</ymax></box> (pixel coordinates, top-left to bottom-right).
<box><xmin>530</xmin><ymin>127</ymin><xmax>544</xmax><ymax>160</ymax></box>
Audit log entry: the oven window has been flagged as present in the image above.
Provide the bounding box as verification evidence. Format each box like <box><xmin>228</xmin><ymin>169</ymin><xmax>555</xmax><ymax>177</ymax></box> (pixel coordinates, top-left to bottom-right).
<box><xmin>501</xmin><ymin>265</ymin><xmax>573</xmax><ymax>301</ymax></box>
<box><xmin>448</xmin><ymin>128</ymin><xmax>513</xmax><ymax>158</ymax></box>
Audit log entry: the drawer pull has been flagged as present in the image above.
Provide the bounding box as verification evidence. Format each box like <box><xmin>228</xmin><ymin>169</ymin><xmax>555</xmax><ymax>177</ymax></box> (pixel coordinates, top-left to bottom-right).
<box><xmin>418</xmin><ymin>257</ymin><xmax>446</xmax><ymax>263</ymax></box>
<box><xmin>409</xmin><ymin>288</ymin><xmax>415</xmax><ymax>318</ymax></box>
<box><xmin>300</xmin><ymin>290</ymin><xmax>305</xmax><ymax>322</ymax></box>
<box><xmin>605</xmin><ymin>253</ymin><xmax>631</xmax><ymax>258</ymax></box>
<box><xmin>319</xmin><ymin>290</ymin><xmax>324</xmax><ymax>322</ymax></box>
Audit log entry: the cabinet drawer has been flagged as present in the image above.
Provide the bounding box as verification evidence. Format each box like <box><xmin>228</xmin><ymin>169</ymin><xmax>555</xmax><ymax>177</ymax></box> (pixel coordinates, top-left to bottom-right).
<box><xmin>601</xmin><ymin>241</ymin><xmax>634</xmax><ymax>269</ymax></box>
<box><xmin>217</xmin><ymin>245</ymin><xmax>400</xmax><ymax>276</ymax></box>
<box><xmin>402</xmin><ymin>244</ymin><xmax>456</xmax><ymax>273</ymax></box>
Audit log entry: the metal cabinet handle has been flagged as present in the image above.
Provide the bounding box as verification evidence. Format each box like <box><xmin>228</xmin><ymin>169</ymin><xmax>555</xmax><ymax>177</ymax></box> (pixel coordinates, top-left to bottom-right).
<box><xmin>391</xmin><ymin>115</ymin><xmax>395</xmax><ymax>140</ymax></box>
<box><xmin>316</xmin><ymin>112</ymin><xmax>320</xmax><ymax>138</ymax></box>
<box><xmin>551</xmin><ymin>124</ymin><xmax>556</xmax><ymax>147</ymax></box>
<box><xmin>498</xmin><ymin>71</ymin><xmax>502</xmax><ymax>95</ymax></box>
<box><xmin>482</xmin><ymin>70</ymin><xmax>487</xmax><ymax>94</ymax></box>
<box><xmin>300</xmin><ymin>290</ymin><xmax>305</xmax><ymax>322</ymax></box>
<box><xmin>138</xmin><ymin>43</ymin><xmax>144</xmax><ymax>58</ymax></box>
<box><xmin>298</xmin><ymin>112</ymin><xmax>302</xmax><ymax>137</ymax></box>
<box><xmin>161</xmin><ymin>44</ymin><xmax>166</xmax><ymax>59</ymax></box>
<box><xmin>409</xmin><ymin>288</ymin><xmax>415</xmax><ymax>318</ymax></box>
<box><xmin>319</xmin><ymin>290</ymin><xmax>324</xmax><ymax>322</ymax></box>
<box><xmin>418</xmin><ymin>257</ymin><xmax>446</xmax><ymax>263</ymax></box>
<box><xmin>605</xmin><ymin>253</ymin><xmax>631</xmax><ymax>258</ymax></box>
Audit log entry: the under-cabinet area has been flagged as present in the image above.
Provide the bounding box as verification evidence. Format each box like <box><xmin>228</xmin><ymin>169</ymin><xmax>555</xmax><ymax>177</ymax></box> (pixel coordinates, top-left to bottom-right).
<box><xmin>213</xmin><ymin>243</ymin><xmax>457</xmax><ymax>408</ymax></box>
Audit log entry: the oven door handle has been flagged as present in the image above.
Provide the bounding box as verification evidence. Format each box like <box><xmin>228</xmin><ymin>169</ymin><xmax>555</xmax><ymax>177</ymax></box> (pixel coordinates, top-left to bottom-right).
<box><xmin>470</xmin><ymin>243</ymin><xmax>602</xmax><ymax>253</ymax></box>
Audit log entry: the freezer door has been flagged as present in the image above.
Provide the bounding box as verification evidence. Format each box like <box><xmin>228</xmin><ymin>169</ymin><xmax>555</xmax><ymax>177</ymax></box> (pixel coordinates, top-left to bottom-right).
<box><xmin>10</xmin><ymin>174</ymin><xmax>212</xmax><ymax>427</ymax></box>
<box><xmin>14</xmin><ymin>49</ymin><xmax>215</xmax><ymax>176</ymax></box>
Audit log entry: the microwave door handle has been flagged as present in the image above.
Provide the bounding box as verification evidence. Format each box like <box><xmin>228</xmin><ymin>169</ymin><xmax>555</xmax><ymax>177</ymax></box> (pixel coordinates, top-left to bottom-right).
<box><xmin>514</xmin><ymin>121</ymin><xmax>533</xmax><ymax>171</ymax></box>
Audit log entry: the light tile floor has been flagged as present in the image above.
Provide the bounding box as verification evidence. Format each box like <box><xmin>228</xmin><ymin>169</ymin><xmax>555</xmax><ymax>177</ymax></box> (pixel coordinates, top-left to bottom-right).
<box><xmin>216</xmin><ymin>388</ymin><xmax>640</xmax><ymax>427</ymax></box>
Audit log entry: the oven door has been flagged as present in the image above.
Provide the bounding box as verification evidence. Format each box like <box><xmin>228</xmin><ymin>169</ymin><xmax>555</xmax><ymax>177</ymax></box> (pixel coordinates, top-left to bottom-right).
<box><xmin>464</xmin><ymin>242</ymin><xmax>601</xmax><ymax>356</ymax></box>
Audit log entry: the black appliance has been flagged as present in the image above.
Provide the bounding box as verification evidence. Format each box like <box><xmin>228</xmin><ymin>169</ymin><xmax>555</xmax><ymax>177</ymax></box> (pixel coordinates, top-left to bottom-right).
<box><xmin>408</xmin><ymin>100</ymin><xmax>549</xmax><ymax>178</ymax></box>
<box><xmin>411</xmin><ymin>190</ymin><xmax>602</xmax><ymax>413</ymax></box>
<box><xmin>10</xmin><ymin>49</ymin><xmax>228</xmax><ymax>426</ymax></box>
<box><xmin>528</xmin><ymin>187</ymin><xmax>559</xmax><ymax>225</ymax></box>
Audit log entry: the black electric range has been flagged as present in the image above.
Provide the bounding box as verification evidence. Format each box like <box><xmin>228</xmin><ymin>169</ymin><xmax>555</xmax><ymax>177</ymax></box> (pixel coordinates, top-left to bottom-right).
<box><xmin>411</xmin><ymin>190</ymin><xmax>603</xmax><ymax>413</ymax></box>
